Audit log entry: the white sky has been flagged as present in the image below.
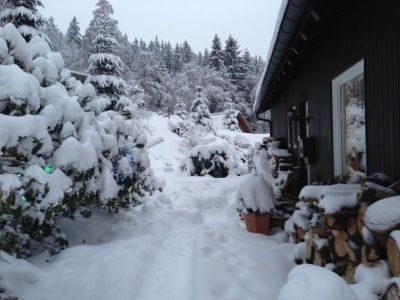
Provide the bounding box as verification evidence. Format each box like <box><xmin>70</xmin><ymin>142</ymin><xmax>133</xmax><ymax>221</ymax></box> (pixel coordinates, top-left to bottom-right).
<box><xmin>40</xmin><ymin>0</ymin><xmax>282</xmax><ymax>57</ymax></box>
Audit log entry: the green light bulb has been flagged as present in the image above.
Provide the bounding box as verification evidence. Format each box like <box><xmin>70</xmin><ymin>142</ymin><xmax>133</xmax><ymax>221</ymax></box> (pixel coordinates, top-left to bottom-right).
<box><xmin>20</xmin><ymin>195</ymin><xmax>28</xmax><ymax>205</ymax></box>
<box><xmin>43</xmin><ymin>164</ymin><xmax>53</xmax><ymax>174</ymax></box>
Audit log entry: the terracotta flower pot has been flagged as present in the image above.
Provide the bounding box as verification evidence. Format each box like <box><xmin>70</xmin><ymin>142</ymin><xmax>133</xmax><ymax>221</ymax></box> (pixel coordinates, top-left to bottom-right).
<box><xmin>244</xmin><ymin>213</ymin><xmax>270</xmax><ymax>235</ymax></box>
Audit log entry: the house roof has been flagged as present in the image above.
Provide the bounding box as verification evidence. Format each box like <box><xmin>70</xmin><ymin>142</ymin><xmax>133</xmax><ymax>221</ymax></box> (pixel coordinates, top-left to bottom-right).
<box><xmin>254</xmin><ymin>0</ymin><xmax>309</xmax><ymax>114</ymax></box>
<box><xmin>253</xmin><ymin>0</ymin><xmax>345</xmax><ymax>114</ymax></box>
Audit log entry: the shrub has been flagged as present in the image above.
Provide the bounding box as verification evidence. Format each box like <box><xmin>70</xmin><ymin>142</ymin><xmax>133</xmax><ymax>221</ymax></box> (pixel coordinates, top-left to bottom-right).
<box><xmin>181</xmin><ymin>143</ymin><xmax>229</xmax><ymax>178</ymax></box>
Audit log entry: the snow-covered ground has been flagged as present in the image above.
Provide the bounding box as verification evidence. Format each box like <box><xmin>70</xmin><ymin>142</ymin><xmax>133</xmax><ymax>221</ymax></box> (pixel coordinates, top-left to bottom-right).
<box><xmin>1</xmin><ymin>113</ymin><xmax>295</xmax><ymax>300</ymax></box>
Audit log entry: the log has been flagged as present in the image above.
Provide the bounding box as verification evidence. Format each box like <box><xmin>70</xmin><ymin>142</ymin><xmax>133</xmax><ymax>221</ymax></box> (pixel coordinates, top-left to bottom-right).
<box><xmin>306</xmin><ymin>237</ymin><xmax>314</xmax><ymax>263</ymax></box>
<box><xmin>361</xmin><ymin>245</ymin><xmax>380</xmax><ymax>267</ymax></box>
<box><xmin>387</xmin><ymin>237</ymin><xmax>400</xmax><ymax>277</ymax></box>
<box><xmin>389</xmin><ymin>179</ymin><xmax>400</xmax><ymax>194</ymax></box>
<box><xmin>359</xmin><ymin>182</ymin><xmax>397</xmax><ymax>204</ymax></box>
<box><xmin>357</xmin><ymin>203</ymin><xmax>369</xmax><ymax>235</ymax></box>
<box><xmin>347</xmin><ymin>217</ymin><xmax>358</xmax><ymax>237</ymax></box>
<box><xmin>382</xmin><ymin>283</ymin><xmax>400</xmax><ymax>300</ymax></box>
<box><xmin>343</xmin><ymin>262</ymin><xmax>356</xmax><ymax>284</ymax></box>
<box><xmin>333</xmin><ymin>230</ymin><xmax>349</xmax><ymax>258</ymax></box>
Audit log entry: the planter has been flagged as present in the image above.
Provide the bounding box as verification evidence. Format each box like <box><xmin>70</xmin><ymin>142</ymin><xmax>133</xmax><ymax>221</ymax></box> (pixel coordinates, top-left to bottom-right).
<box><xmin>244</xmin><ymin>213</ymin><xmax>270</xmax><ymax>235</ymax></box>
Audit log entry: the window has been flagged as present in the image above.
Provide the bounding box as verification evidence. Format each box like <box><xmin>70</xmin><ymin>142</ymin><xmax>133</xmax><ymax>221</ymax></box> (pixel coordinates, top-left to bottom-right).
<box><xmin>332</xmin><ymin>60</ymin><xmax>366</xmax><ymax>179</ymax></box>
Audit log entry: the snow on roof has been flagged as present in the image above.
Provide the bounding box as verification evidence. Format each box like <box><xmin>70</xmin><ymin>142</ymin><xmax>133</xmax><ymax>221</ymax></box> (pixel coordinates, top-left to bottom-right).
<box><xmin>253</xmin><ymin>0</ymin><xmax>289</xmax><ymax>113</ymax></box>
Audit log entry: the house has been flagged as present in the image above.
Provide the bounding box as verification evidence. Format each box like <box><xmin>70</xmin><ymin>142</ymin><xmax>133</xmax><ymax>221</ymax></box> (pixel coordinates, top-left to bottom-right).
<box><xmin>211</xmin><ymin>112</ymin><xmax>254</xmax><ymax>133</ymax></box>
<box><xmin>254</xmin><ymin>0</ymin><xmax>400</xmax><ymax>184</ymax></box>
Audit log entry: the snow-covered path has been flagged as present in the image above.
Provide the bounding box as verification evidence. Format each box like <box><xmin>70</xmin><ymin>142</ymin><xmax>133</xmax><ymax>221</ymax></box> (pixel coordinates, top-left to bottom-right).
<box><xmin>3</xmin><ymin>114</ymin><xmax>294</xmax><ymax>300</ymax></box>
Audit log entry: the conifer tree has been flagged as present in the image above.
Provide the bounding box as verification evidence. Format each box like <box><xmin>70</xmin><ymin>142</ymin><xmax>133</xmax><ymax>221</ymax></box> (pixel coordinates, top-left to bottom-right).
<box><xmin>203</xmin><ymin>48</ymin><xmax>210</xmax><ymax>67</ymax></box>
<box><xmin>174</xmin><ymin>98</ymin><xmax>188</xmax><ymax>119</ymax></box>
<box><xmin>83</xmin><ymin>0</ymin><xmax>119</xmax><ymax>55</ymax></box>
<box><xmin>88</xmin><ymin>0</ymin><xmax>125</xmax><ymax>110</ymax></box>
<box><xmin>223</xmin><ymin>100</ymin><xmax>239</xmax><ymax>131</ymax></box>
<box><xmin>181</xmin><ymin>40</ymin><xmax>193</xmax><ymax>63</ymax></box>
<box><xmin>172</xmin><ymin>44</ymin><xmax>184</xmax><ymax>74</ymax></box>
<box><xmin>66</xmin><ymin>17</ymin><xmax>82</xmax><ymax>46</ymax></box>
<box><xmin>189</xmin><ymin>87</ymin><xmax>214</xmax><ymax>133</ymax></box>
<box><xmin>1</xmin><ymin>0</ymin><xmax>46</xmax><ymax>42</ymax></box>
<box><xmin>224</xmin><ymin>35</ymin><xmax>245</xmax><ymax>89</ymax></box>
<box><xmin>44</xmin><ymin>17</ymin><xmax>64</xmax><ymax>51</ymax></box>
<box><xmin>209</xmin><ymin>34</ymin><xmax>224</xmax><ymax>71</ymax></box>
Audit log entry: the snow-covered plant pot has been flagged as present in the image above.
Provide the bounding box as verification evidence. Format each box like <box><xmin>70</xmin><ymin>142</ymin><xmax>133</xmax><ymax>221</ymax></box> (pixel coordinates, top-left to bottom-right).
<box><xmin>181</xmin><ymin>143</ymin><xmax>229</xmax><ymax>178</ymax></box>
<box><xmin>236</xmin><ymin>174</ymin><xmax>276</xmax><ymax>235</ymax></box>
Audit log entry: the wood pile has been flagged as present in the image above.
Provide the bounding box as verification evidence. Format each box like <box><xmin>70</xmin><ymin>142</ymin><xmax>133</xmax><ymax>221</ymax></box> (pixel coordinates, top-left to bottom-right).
<box><xmin>291</xmin><ymin>177</ymin><xmax>400</xmax><ymax>284</ymax></box>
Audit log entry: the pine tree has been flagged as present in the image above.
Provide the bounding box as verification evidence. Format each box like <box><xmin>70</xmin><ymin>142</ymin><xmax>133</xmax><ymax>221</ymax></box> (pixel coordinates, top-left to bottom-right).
<box><xmin>189</xmin><ymin>87</ymin><xmax>214</xmax><ymax>133</ymax></box>
<box><xmin>174</xmin><ymin>98</ymin><xmax>188</xmax><ymax>119</ymax></box>
<box><xmin>88</xmin><ymin>0</ymin><xmax>125</xmax><ymax>110</ymax></box>
<box><xmin>203</xmin><ymin>48</ymin><xmax>210</xmax><ymax>67</ymax></box>
<box><xmin>209</xmin><ymin>34</ymin><xmax>224</xmax><ymax>71</ymax></box>
<box><xmin>223</xmin><ymin>100</ymin><xmax>239</xmax><ymax>131</ymax></box>
<box><xmin>224</xmin><ymin>35</ymin><xmax>246</xmax><ymax>89</ymax></box>
<box><xmin>1</xmin><ymin>0</ymin><xmax>46</xmax><ymax>42</ymax></box>
<box><xmin>83</xmin><ymin>0</ymin><xmax>119</xmax><ymax>55</ymax></box>
<box><xmin>163</xmin><ymin>42</ymin><xmax>174</xmax><ymax>73</ymax></box>
<box><xmin>181</xmin><ymin>40</ymin><xmax>193</xmax><ymax>63</ymax></box>
<box><xmin>44</xmin><ymin>17</ymin><xmax>64</xmax><ymax>51</ymax></box>
<box><xmin>172</xmin><ymin>43</ymin><xmax>184</xmax><ymax>74</ymax></box>
<box><xmin>66</xmin><ymin>17</ymin><xmax>82</xmax><ymax>46</ymax></box>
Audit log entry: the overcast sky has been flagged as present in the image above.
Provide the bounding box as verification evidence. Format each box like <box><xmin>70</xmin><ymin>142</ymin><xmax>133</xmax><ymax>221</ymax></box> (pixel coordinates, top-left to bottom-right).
<box><xmin>40</xmin><ymin>0</ymin><xmax>282</xmax><ymax>57</ymax></box>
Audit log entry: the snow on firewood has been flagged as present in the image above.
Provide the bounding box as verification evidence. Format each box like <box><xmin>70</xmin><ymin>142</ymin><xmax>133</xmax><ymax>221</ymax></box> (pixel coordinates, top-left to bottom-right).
<box><xmin>365</xmin><ymin>196</ymin><xmax>400</xmax><ymax>232</ymax></box>
<box><xmin>351</xmin><ymin>261</ymin><xmax>391</xmax><ymax>300</ymax></box>
<box><xmin>299</xmin><ymin>184</ymin><xmax>360</xmax><ymax>213</ymax></box>
<box><xmin>278</xmin><ymin>264</ymin><xmax>360</xmax><ymax>300</ymax></box>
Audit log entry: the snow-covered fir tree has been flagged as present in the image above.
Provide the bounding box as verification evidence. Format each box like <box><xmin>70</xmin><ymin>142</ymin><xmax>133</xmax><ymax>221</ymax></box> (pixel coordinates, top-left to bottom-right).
<box><xmin>224</xmin><ymin>35</ymin><xmax>245</xmax><ymax>88</ymax></box>
<box><xmin>44</xmin><ymin>17</ymin><xmax>64</xmax><ymax>51</ymax></box>
<box><xmin>174</xmin><ymin>98</ymin><xmax>188</xmax><ymax>119</ymax></box>
<box><xmin>0</xmin><ymin>0</ymin><xmax>47</xmax><ymax>42</ymax></box>
<box><xmin>223</xmin><ymin>100</ymin><xmax>239</xmax><ymax>131</ymax></box>
<box><xmin>209</xmin><ymin>34</ymin><xmax>224</xmax><ymax>71</ymax></box>
<box><xmin>88</xmin><ymin>2</ymin><xmax>125</xmax><ymax>111</ymax></box>
<box><xmin>188</xmin><ymin>87</ymin><xmax>214</xmax><ymax>133</ymax></box>
<box><xmin>66</xmin><ymin>17</ymin><xmax>82</xmax><ymax>46</ymax></box>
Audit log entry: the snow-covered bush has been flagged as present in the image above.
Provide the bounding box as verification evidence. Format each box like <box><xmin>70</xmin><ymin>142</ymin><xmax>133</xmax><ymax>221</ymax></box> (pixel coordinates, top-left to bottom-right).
<box><xmin>0</xmin><ymin>21</ymin><xmax>159</xmax><ymax>258</ymax></box>
<box><xmin>181</xmin><ymin>143</ymin><xmax>229</xmax><ymax>178</ymax></box>
<box><xmin>174</xmin><ymin>98</ymin><xmax>188</xmax><ymax>119</ymax></box>
<box><xmin>188</xmin><ymin>87</ymin><xmax>214</xmax><ymax>134</ymax></box>
<box><xmin>236</xmin><ymin>173</ymin><xmax>276</xmax><ymax>214</ymax></box>
<box><xmin>168</xmin><ymin>115</ymin><xmax>187</xmax><ymax>137</ymax></box>
<box><xmin>223</xmin><ymin>100</ymin><xmax>239</xmax><ymax>131</ymax></box>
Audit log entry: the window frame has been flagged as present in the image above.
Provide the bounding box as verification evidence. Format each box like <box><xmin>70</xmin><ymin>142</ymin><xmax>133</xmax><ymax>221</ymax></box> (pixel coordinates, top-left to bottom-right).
<box><xmin>331</xmin><ymin>59</ymin><xmax>365</xmax><ymax>178</ymax></box>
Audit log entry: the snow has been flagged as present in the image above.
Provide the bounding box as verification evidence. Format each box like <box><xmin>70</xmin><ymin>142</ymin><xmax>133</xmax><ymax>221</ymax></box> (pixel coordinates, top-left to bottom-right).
<box><xmin>299</xmin><ymin>184</ymin><xmax>360</xmax><ymax>213</ymax></box>
<box><xmin>0</xmin><ymin>174</ymin><xmax>22</xmax><ymax>195</ymax></box>
<box><xmin>351</xmin><ymin>261</ymin><xmax>391</xmax><ymax>300</ymax></box>
<box><xmin>0</xmin><ymin>113</ymin><xmax>296</xmax><ymax>300</ymax></box>
<box><xmin>236</xmin><ymin>173</ymin><xmax>276</xmax><ymax>213</ymax></box>
<box><xmin>0</xmin><ymin>64</ymin><xmax>41</xmax><ymax>112</ymax></box>
<box><xmin>391</xmin><ymin>230</ymin><xmax>400</xmax><ymax>248</ymax></box>
<box><xmin>53</xmin><ymin>137</ymin><xmax>98</xmax><ymax>172</ymax></box>
<box><xmin>0</xmin><ymin>114</ymin><xmax>53</xmax><ymax>155</ymax></box>
<box><xmin>365</xmin><ymin>196</ymin><xmax>400</xmax><ymax>231</ymax></box>
<box><xmin>278</xmin><ymin>264</ymin><xmax>360</xmax><ymax>300</ymax></box>
<box><xmin>23</xmin><ymin>165</ymin><xmax>72</xmax><ymax>207</ymax></box>
<box><xmin>0</xmin><ymin>24</ymin><xmax>32</xmax><ymax>69</ymax></box>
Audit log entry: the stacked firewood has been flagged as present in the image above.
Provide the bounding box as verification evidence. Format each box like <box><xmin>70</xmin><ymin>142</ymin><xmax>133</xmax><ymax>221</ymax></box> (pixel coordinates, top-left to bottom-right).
<box><xmin>289</xmin><ymin>176</ymin><xmax>400</xmax><ymax>284</ymax></box>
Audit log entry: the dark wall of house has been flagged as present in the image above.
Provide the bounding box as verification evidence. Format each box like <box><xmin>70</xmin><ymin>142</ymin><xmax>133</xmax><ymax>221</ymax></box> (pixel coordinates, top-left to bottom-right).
<box><xmin>270</xmin><ymin>0</ymin><xmax>400</xmax><ymax>181</ymax></box>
